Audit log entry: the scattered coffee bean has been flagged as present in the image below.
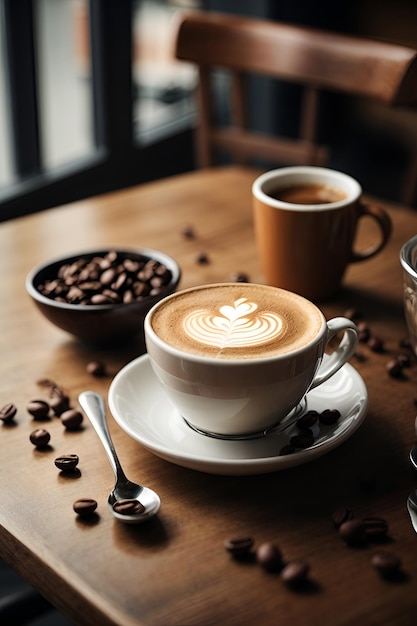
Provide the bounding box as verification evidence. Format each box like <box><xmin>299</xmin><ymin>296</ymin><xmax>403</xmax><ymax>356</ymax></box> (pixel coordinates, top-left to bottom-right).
<box><xmin>279</xmin><ymin>444</ymin><xmax>295</xmax><ymax>456</ymax></box>
<box><xmin>386</xmin><ymin>359</ymin><xmax>403</xmax><ymax>378</ymax></box>
<box><xmin>230</xmin><ymin>272</ymin><xmax>249</xmax><ymax>283</ymax></box>
<box><xmin>362</xmin><ymin>517</ymin><xmax>389</xmax><ymax>541</ymax></box>
<box><xmin>179</xmin><ymin>224</ymin><xmax>196</xmax><ymax>239</ymax></box>
<box><xmin>27</xmin><ymin>399</ymin><xmax>50</xmax><ymax>420</ymax></box>
<box><xmin>343</xmin><ymin>308</ymin><xmax>363</xmax><ymax>323</ymax></box>
<box><xmin>224</xmin><ymin>536</ymin><xmax>255</xmax><ymax>558</ymax></box>
<box><xmin>196</xmin><ymin>251</ymin><xmax>209</xmax><ymax>264</ymax></box>
<box><xmin>61</xmin><ymin>409</ymin><xmax>83</xmax><ymax>430</ymax></box>
<box><xmin>358</xmin><ymin>322</ymin><xmax>371</xmax><ymax>343</ymax></box>
<box><xmin>332</xmin><ymin>505</ymin><xmax>354</xmax><ymax>528</ymax></box>
<box><xmin>281</xmin><ymin>560</ymin><xmax>310</xmax><ymax>585</ymax></box>
<box><xmin>54</xmin><ymin>454</ymin><xmax>79</xmax><ymax>472</ymax></box>
<box><xmin>49</xmin><ymin>394</ymin><xmax>71</xmax><ymax>416</ymax></box>
<box><xmin>256</xmin><ymin>542</ymin><xmax>283</xmax><ymax>572</ymax></box>
<box><xmin>371</xmin><ymin>551</ymin><xmax>401</xmax><ymax>576</ymax></box>
<box><xmin>296</xmin><ymin>410</ymin><xmax>319</xmax><ymax>430</ymax></box>
<box><xmin>396</xmin><ymin>353</ymin><xmax>411</xmax><ymax>368</ymax></box>
<box><xmin>367</xmin><ymin>336</ymin><xmax>385</xmax><ymax>353</ymax></box>
<box><xmin>400</xmin><ymin>337</ymin><xmax>412</xmax><ymax>351</ymax></box>
<box><xmin>86</xmin><ymin>360</ymin><xmax>106</xmax><ymax>377</ymax></box>
<box><xmin>37</xmin><ymin>250</ymin><xmax>173</xmax><ymax>305</ymax></box>
<box><xmin>0</xmin><ymin>403</ymin><xmax>17</xmax><ymax>422</ymax></box>
<box><xmin>339</xmin><ymin>519</ymin><xmax>367</xmax><ymax>546</ymax></box>
<box><xmin>290</xmin><ymin>432</ymin><xmax>315</xmax><ymax>449</ymax></box>
<box><xmin>112</xmin><ymin>499</ymin><xmax>145</xmax><ymax>516</ymax></box>
<box><xmin>319</xmin><ymin>409</ymin><xmax>341</xmax><ymax>425</ymax></box>
<box><xmin>73</xmin><ymin>498</ymin><xmax>98</xmax><ymax>517</ymax></box>
<box><xmin>29</xmin><ymin>428</ymin><xmax>51</xmax><ymax>448</ymax></box>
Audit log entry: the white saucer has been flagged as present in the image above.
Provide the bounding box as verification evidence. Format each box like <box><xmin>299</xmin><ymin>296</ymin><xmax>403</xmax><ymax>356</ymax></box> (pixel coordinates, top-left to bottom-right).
<box><xmin>108</xmin><ymin>354</ymin><xmax>368</xmax><ymax>476</ymax></box>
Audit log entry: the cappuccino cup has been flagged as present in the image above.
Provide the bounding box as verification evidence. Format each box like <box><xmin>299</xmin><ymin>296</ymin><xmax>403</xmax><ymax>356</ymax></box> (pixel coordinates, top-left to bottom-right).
<box><xmin>252</xmin><ymin>166</ymin><xmax>392</xmax><ymax>301</ymax></box>
<box><xmin>144</xmin><ymin>283</ymin><xmax>359</xmax><ymax>438</ymax></box>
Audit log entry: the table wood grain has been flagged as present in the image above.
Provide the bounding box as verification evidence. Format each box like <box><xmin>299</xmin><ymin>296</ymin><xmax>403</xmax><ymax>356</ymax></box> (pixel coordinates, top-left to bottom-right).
<box><xmin>1</xmin><ymin>166</ymin><xmax>417</xmax><ymax>625</ymax></box>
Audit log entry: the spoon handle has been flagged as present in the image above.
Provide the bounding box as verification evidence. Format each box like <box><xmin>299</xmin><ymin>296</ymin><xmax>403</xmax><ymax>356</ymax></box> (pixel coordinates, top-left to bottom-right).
<box><xmin>79</xmin><ymin>391</ymin><xmax>127</xmax><ymax>481</ymax></box>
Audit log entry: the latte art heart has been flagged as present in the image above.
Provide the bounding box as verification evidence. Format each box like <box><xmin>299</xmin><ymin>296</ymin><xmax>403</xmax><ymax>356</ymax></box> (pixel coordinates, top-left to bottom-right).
<box><xmin>183</xmin><ymin>298</ymin><xmax>283</xmax><ymax>349</ymax></box>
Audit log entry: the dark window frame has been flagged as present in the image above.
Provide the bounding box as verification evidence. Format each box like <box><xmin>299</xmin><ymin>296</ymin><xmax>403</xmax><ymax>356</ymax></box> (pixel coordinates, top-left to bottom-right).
<box><xmin>0</xmin><ymin>0</ymin><xmax>193</xmax><ymax>222</ymax></box>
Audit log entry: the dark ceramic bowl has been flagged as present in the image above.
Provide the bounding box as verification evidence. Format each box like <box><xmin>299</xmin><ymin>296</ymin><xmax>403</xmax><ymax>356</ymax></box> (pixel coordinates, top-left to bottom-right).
<box><xmin>26</xmin><ymin>247</ymin><xmax>181</xmax><ymax>344</ymax></box>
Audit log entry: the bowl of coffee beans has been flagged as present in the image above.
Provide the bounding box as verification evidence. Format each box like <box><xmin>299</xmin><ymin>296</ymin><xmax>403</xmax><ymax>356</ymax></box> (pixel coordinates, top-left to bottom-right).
<box><xmin>26</xmin><ymin>248</ymin><xmax>181</xmax><ymax>343</ymax></box>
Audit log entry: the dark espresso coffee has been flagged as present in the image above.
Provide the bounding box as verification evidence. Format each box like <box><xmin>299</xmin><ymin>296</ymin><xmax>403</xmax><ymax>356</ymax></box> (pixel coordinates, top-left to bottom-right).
<box><xmin>268</xmin><ymin>183</ymin><xmax>348</xmax><ymax>205</ymax></box>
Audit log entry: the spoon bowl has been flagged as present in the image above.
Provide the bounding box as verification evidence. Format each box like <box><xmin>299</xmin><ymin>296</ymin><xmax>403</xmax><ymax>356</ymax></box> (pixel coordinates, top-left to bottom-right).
<box><xmin>79</xmin><ymin>391</ymin><xmax>161</xmax><ymax>523</ymax></box>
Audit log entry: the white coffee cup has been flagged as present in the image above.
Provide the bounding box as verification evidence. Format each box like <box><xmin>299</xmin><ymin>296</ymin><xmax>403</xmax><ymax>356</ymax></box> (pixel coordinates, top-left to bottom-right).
<box><xmin>144</xmin><ymin>283</ymin><xmax>359</xmax><ymax>438</ymax></box>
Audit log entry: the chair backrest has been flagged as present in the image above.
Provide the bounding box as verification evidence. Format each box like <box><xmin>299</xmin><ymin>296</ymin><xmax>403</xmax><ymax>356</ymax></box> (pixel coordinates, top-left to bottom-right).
<box><xmin>175</xmin><ymin>11</ymin><xmax>417</xmax><ymax>197</ymax></box>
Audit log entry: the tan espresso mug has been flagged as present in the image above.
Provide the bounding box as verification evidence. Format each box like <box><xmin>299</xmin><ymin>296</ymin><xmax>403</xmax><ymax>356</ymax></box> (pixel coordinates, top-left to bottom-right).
<box><xmin>252</xmin><ymin>166</ymin><xmax>392</xmax><ymax>301</ymax></box>
<box><xmin>144</xmin><ymin>283</ymin><xmax>359</xmax><ymax>438</ymax></box>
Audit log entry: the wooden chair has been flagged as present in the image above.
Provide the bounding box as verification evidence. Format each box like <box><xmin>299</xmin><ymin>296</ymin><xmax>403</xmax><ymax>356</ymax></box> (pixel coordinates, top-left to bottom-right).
<box><xmin>175</xmin><ymin>11</ymin><xmax>417</xmax><ymax>204</ymax></box>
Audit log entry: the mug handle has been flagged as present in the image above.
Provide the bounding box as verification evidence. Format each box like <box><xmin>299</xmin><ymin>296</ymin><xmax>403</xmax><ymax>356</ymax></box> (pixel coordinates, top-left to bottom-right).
<box><xmin>349</xmin><ymin>201</ymin><xmax>392</xmax><ymax>263</ymax></box>
<box><xmin>309</xmin><ymin>318</ymin><xmax>359</xmax><ymax>390</ymax></box>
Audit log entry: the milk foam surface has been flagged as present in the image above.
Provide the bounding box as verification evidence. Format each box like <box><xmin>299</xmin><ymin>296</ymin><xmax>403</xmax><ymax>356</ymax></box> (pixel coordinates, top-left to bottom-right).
<box><xmin>150</xmin><ymin>284</ymin><xmax>323</xmax><ymax>359</ymax></box>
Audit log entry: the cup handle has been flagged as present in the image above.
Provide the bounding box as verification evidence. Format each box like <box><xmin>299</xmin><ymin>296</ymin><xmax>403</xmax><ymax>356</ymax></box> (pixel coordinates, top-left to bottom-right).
<box><xmin>349</xmin><ymin>201</ymin><xmax>392</xmax><ymax>263</ymax></box>
<box><xmin>309</xmin><ymin>318</ymin><xmax>359</xmax><ymax>390</ymax></box>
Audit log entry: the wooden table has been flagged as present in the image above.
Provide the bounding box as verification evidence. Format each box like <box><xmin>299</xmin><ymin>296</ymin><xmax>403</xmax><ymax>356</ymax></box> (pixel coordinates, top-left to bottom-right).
<box><xmin>1</xmin><ymin>165</ymin><xmax>417</xmax><ymax>626</ymax></box>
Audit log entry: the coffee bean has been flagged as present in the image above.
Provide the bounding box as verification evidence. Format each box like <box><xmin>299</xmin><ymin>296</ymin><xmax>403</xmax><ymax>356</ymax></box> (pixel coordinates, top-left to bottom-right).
<box><xmin>289</xmin><ymin>432</ymin><xmax>315</xmax><ymax>449</ymax></box>
<box><xmin>319</xmin><ymin>409</ymin><xmax>341</xmax><ymax>425</ymax></box>
<box><xmin>86</xmin><ymin>360</ymin><xmax>106</xmax><ymax>377</ymax></box>
<box><xmin>73</xmin><ymin>498</ymin><xmax>97</xmax><ymax>516</ymax></box>
<box><xmin>30</xmin><ymin>428</ymin><xmax>51</xmax><ymax>448</ymax></box>
<box><xmin>343</xmin><ymin>308</ymin><xmax>363</xmax><ymax>323</ymax></box>
<box><xmin>281</xmin><ymin>560</ymin><xmax>310</xmax><ymax>585</ymax></box>
<box><xmin>179</xmin><ymin>224</ymin><xmax>196</xmax><ymax>239</ymax></box>
<box><xmin>367</xmin><ymin>336</ymin><xmax>385</xmax><ymax>353</ymax></box>
<box><xmin>0</xmin><ymin>403</ymin><xmax>17</xmax><ymax>422</ymax></box>
<box><xmin>256</xmin><ymin>542</ymin><xmax>283</xmax><ymax>572</ymax></box>
<box><xmin>196</xmin><ymin>251</ymin><xmax>209</xmax><ymax>264</ymax></box>
<box><xmin>61</xmin><ymin>409</ymin><xmax>83</xmax><ymax>430</ymax></box>
<box><xmin>362</xmin><ymin>517</ymin><xmax>389</xmax><ymax>541</ymax></box>
<box><xmin>37</xmin><ymin>251</ymin><xmax>172</xmax><ymax>306</ymax></box>
<box><xmin>224</xmin><ymin>536</ymin><xmax>254</xmax><ymax>558</ymax></box>
<box><xmin>230</xmin><ymin>272</ymin><xmax>249</xmax><ymax>283</ymax></box>
<box><xmin>296</xmin><ymin>410</ymin><xmax>319</xmax><ymax>430</ymax></box>
<box><xmin>112</xmin><ymin>499</ymin><xmax>145</xmax><ymax>516</ymax></box>
<box><xmin>54</xmin><ymin>454</ymin><xmax>79</xmax><ymax>471</ymax></box>
<box><xmin>27</xmin><ymin>400</ymin><xmax>50</xmax><ymax>420</ymax></box>
<box><xmin>332</xmin><ymin>505</ymin><xmax>354</xmax><ymax>528</ymax></box>
<box><xmin>358</xmin><ymin>322</ymin><xmax>371</xmax><ymax>342</ymax></box>
<box><xmin>339</xmin><ymin>519</ymin><xmax>367</xmax><ymax>546</ymax></box>
<box><xmin>49</xmin><ymin>394</ymin><xmax>71</xmax><ymax>416</ymax></box>
<box><xmin>371</xmin><ymin>551</ymin><xmax>401</xmax><ymax>575</ymax></box>
<box><xmin>396</xmin><ymin>352</ymin><xmax>411</xmax><ymax>367</ymax></box>
<box><xmin>386</xmin><ymin>359</ymin><xmax>403</xmax><ymax>378</ymax></box>
<box><xmin>279</xmin><ymin>444</ymin><xmax>295</xmax><ymax>456</ymax></box>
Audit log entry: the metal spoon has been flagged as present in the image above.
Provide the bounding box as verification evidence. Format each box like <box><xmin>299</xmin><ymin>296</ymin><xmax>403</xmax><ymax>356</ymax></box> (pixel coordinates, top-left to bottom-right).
<box><xmin>78</xmin><ymin>391</ymin><xmax>161</xmax><ymax>524</ymax></box>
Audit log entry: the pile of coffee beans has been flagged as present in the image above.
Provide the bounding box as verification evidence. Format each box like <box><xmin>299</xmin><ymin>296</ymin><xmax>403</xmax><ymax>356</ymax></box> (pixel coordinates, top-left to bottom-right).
<box><xmin>279</xmin><ymin>408</ymin><xmax>341</xmax><ymax>456</ymax></box>
<box><xmin>36</xmin><ymin>250</ymin><xmax>173</xmax><ymax>306</ymax></box>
